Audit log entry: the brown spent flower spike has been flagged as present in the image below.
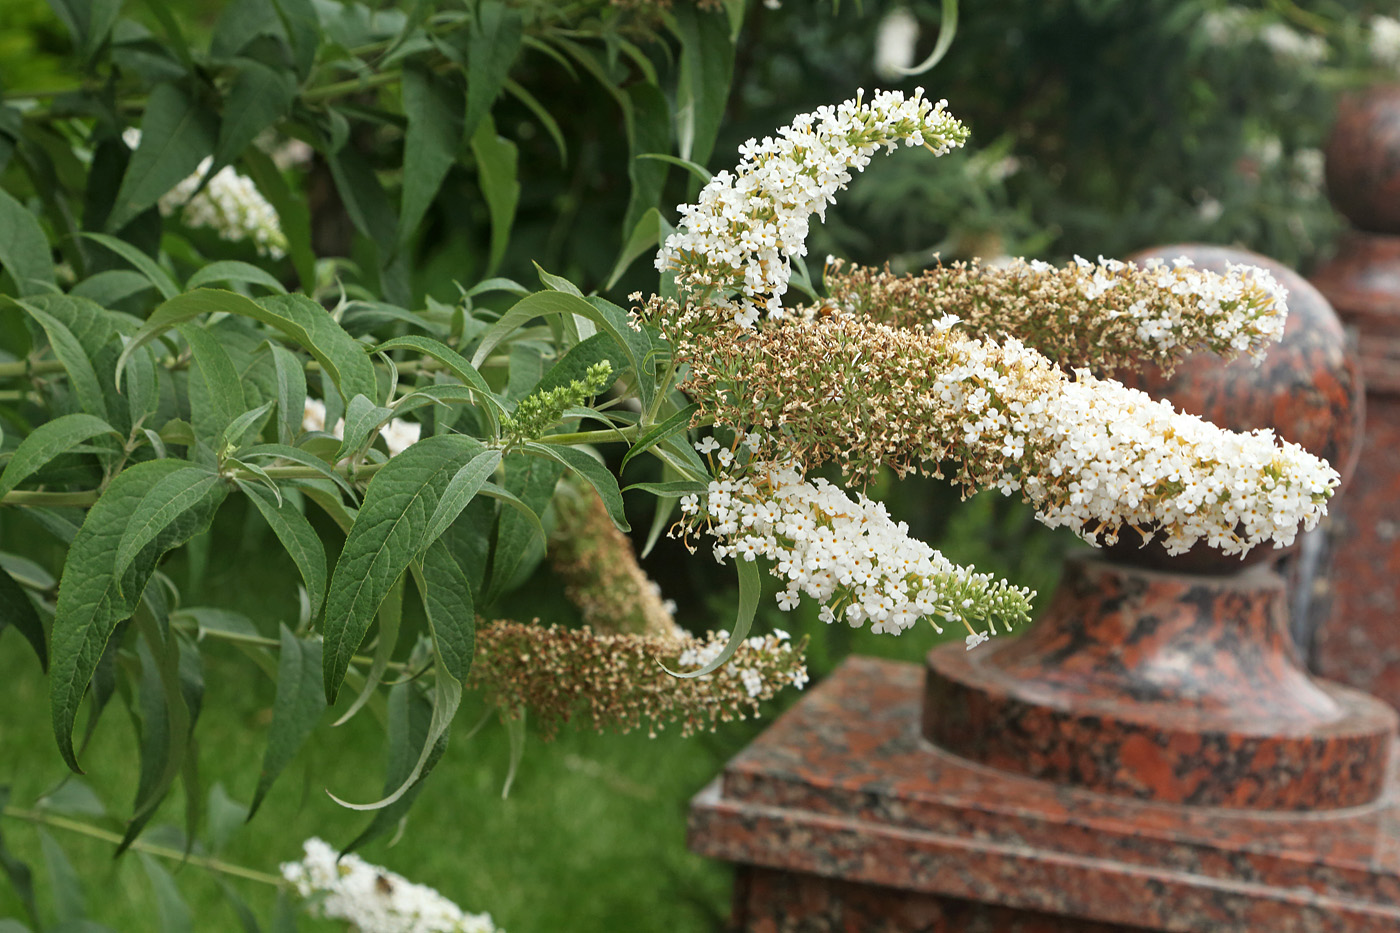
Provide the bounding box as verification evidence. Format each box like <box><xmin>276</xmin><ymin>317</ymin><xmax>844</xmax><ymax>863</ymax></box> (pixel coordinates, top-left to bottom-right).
<box><xmin>469</xmin><ymin>621</ymin><xmax>809</xmax><ymax>739</ymax></box>
<box><xmin>548</xmin><ymin>481</ymin><xmax>677</xmax><ymax>640</ymax></box>
<box><xmin>822</xmin><ymin>256</ymin><xmax>1287</xmax><ymax>378</ymax></box>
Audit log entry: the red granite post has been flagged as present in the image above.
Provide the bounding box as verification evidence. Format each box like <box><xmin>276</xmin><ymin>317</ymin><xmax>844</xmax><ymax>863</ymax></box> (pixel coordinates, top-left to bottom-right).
<box><xmin>689</xmin><ymin>246</ymin><xmax>1400</xmax><ymax>932</ymax></box>
<box><xmin>1311</xmin><ymin>85</ymin><xmax>1400</xmax><ymax>706</ymax></box>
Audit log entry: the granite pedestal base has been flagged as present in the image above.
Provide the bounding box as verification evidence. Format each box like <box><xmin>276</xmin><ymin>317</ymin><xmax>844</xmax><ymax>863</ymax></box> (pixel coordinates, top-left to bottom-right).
<box><xmin>689</xmin><ymin>659</ymin><xmax>1400</xmax><ymax>932</ymax></box>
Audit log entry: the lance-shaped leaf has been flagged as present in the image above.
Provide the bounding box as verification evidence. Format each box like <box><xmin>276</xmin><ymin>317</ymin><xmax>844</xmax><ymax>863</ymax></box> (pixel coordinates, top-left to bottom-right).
<box><xmin>13</xmin><ymin>300</ymin><xmax>110</xmax><ymax>421</ymax></box>
<box><xmin>267</xmin><ymin>345</ymin><xmax>307</xmax><ymax>446</ymax></box>
<box><xmin>179</xmin><ymin>324</ymin><xmax>246</xmax><ymax>442</ymax></box>
<box><xmin>0</xmin><ymin>414</ymin><xmax>119</xmax><ymax>502</ymax></box>
<box><xmin>521</xmin><ymin>442</ymin><xmax>628</xmax><ymax>531</ymax></box>
<box><xmin>333</xmin><ymin>394</ymin><xmax>394</xmax><ymax>463</ymax></box>
<box><xmin>322</xmin><ymin>434</ymin><xmax>486</xmax><ymax>702</ymax></box>
<box><xmin>113</xmin><ymin>467</ymin><xmax>226</xmax><ymax>591</ymax></box>
<box><xmin>80</xmin><ymin>233</ymin><xmax>181</xmax><ymax>300</ymax></box>
<box><xmin>0</xmin><ymin>187</ymin><xmax>56</xmax><ymax>296</ymax></box>
<box><xmin>470</xmin><ymin>117</ymin><xmax>519</xmax><ymax>277</ymax></box>
<box><xmin>661</xmin><ymin>556</ymin><xmax>760</xmax><ymax>679</ymax></box>
<box><xmin>471</xmin><ymin>290</ymin><xmax>643</xmax><ymax>393</ymax></box>
<box><xmin>486</xmin><ymin>451</ymin><xmax>561</xmax><ymax>603</ymax></box>
<box><xmin>242</xmin><ymin>483</ymin><xmax>327</xmax><ymax>621</ymax></box>
<box><xmin>421</xmin><ymin>449</ymin><xmax>501</xmax><ymax>550</ymax></box>
<box><xmin>399</xmin><ymin>64</ymin><xmax>463</xmax><ymax>246</ymax></box>
<box><xmin>0</xmin><ymin>564</ymin><xmax>47</xmax><ymax>670</ymax></box>
<box><xmin>461</xmin><ymin>0</ymin><xmax>523</xmax><ymax>141</ymax></box>
<box><xmin>250</xmin><ymin>625</ymin><xmax>326</xmax><ymax>819</ymax></box>
<box><xmin>108</xmin><ymin>82</ymin><xmax>218</xmax><ymax>232</ymax></box>
<box><xmin>186</xmin><ymin>260</ymin><xmax>287</xmax><ymax>294</ymax></box>
<box><xmin>139</xmin><ymin>854</ymin><xmax>193</xmax><ymax>933</ymax></box>
<box><xmin>214</xmin><ymin>60</ymin><xmax>296</xmax><ymax>174</ymax></box>
<box><xmin>341</xmin><ymin>678</ymin><xmax>449</xmax><ymax>854</ymax></box>
<box><xmin>116</xmin><ymin>290</ymin><xmax>377</xmax><ymax>408</ymax></box>
<box><xmin>373</xmin><ymin>335</ymin><xmax>504</xmax><ymax>429</ymax></box>
<box><xmin>621</xmin><ymin>403</ymin><xmax>698</xmax><ymax>471</ymax></box>
<box><xmin>51</xmin><ymin>459</ymin><xmax>224</xmax><ymax>772</ymax></box>
<box><xmin>332</xmin><ymin>541</ymin><xmax>471</xmax><ymax>811</ymax></box>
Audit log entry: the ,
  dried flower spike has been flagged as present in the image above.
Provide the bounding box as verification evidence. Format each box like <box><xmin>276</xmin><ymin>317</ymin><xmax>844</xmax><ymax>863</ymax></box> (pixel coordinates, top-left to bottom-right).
<box><xmin>679</xmin><ymin>447</ymin><xmax>1034</xmax><ymax>638</ymax></box>
<box><xmin>470</xmin><ymin>621</ymin><xmax>809</xmax><ymax>738</ymax></box>
<box><xmin>549</xmin><ymin>482</ymin><xmax>677</xmax><ymax>639</ymax></box>
<box><xmin>282</xmin><ymin>838</ymin><xmax>501</xmax><ymax>933</ymax></box>
<box><xmin>823</xmin><ymin>255</ymin><xmax>1289</xmax><ymax>376</ymax></box>
<box><xmin>656</xmin><ymin>88</ymin><xmax>968</xmax><ymax>327</ymax></box>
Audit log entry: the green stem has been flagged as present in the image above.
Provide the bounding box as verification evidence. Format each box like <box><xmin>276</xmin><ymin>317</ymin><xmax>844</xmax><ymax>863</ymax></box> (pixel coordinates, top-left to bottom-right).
<box><xmin>0</xmin><ymin>806</ymin><xmax>286</xmax><ymax>887</ymax></box>
<box><xmin>1</xmin><ymin>490</ymin><xmax>100</xmax><ymax>507</ymax></box>
<box><xmin>173</xmin><ymin>621</ymin><xmax>410</xmax><ymax>674</ymax></box>
<box><xmin>300</xmin><ymin>70</ymin><xmax>405</xmax><ymax>104</ymax></box>
<box><xmin>533</xmin><ymin>426</ymin><xmax>640</xmax><ymax>446</ymax></box>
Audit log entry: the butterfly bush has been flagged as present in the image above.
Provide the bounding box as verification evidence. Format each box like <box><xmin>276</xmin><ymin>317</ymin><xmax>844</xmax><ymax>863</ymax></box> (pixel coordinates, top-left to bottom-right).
<box><xmin>655</xmin><ymin>88</ymin><xmax>969</xmax><ymax>327</ymax></box>
<box><xmin>302</xmin><ymin>399</ymin><xmax>422</xmax><ymax>457</ymax></box>
<box><xmin>649</xmin><ymin>88</ymin><xmax>1341</xmax><ymax>650</ymax></box>
<box><xmin>282</xmin><ymin>838</ymin><xmax>501</xmax><ymax>933</ymax></box>
<box><xmin>824</xmin><ymin>254</ymin><xmax>1289</xmax><ymax>375</ymax></box>
<box><xmin>678</xmin><ymin>442</ymin><xmax>1034</xmax><ymax>643</ymax></box>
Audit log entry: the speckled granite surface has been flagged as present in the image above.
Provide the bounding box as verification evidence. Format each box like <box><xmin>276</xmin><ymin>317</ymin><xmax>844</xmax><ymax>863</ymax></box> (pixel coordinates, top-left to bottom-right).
<box><xmin>689</xmin><ymin>657</ymin><xmax>1400</xmax><ymax>932</ymax></box>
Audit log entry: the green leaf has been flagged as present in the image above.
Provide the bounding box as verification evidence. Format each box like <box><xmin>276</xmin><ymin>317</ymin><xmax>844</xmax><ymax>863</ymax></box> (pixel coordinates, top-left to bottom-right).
<box><xmin>0</xmin><ymin>413</ymin><xmax>118</xmax><ymax>501</ymax></box>
<box><xmin>373</xmin><ymin>335</ymin><xmax>504</xmax><ymax>429</ymax></box>
<box><xmin>0</xmin><ymin>789</ymin><xmax>41</xmax><ymax>927</ymax></box>
<box><xmin>249</xmin><ymin>625</ymin><xmax>326</xmax><ymax>818</ymax></box>
<box><xmin>399</xmin><ymin>64</ymin><xmax>463</xmax><ymax>246</ymax></box>
<box><xmin>621</xmin><ymin>479</ymin><xmax>708</xmax><ymax>496</ymax></box>
<box><xmin>222</xmin><ymin>399</ymin><xmax>276</xmax><ymax>451</ymax></box>
<box><xmin>242</xmin><ymin>485</ymin><xmax>327</xmax><ymax>622</ymax></box>
<box><xmin>522</xmin><ymin>442</ymin><xmax>628</xmax><ymax>531</ymax></box>
<box><xmin>605</xmin><ymin>207</ymin><xmax>663</xmax><ymax>292</ymax></box>
<box><xmin>623</xmin><ymin>82</ymin><xmax>671</xmax><ymax>237</ymax></box>
<box><xmin>332</xmin><ymin>394</ymin><xmax>394</xmax><ymax>462</ymax></box>
<box><xmin>240</xmin><ymin>147</ymin><xmax>315</xmax><ymax>292</ymax></box>
<box><xmin>117</xmin><ymin>290</ymin><xmax>378</xmax><ymax>407</ymax></box>
<box><xmin>239</xmin><ymin>443</ymin><xmax>357</xmax><ymax>497</ymax></box>
<box><xmin>205</xmin><ymin>783</ymin><xmax>248</xmax><ymax>854</ymax></box>
<box><xmin>0</xmin><ymin>563</ymin><xmax>48</xmax><ymax>671</ymax></box>
<box><xmin>341</xmin><ymin>680</ymin><xmax>447</xmax><ymax>854</ymax></box>
<box><xmin>108</xmin><ymin>83</ymin><xmax>219</xmax><ymax>232</ymax></box>
<box><xmin>470</xmin><ymin>291</ymin><xmax>641</xmax><ymax>393</ymax></box>
<box><xmin>71</xmin><ymin>270</ymin><xmax>157</xmax><ymax>306</ymax></box>
<box><xmin>503</xmin><ymin>79</ymin><xmax>565</xmax><ymax>164</ymax></box>
<box><xmin>462</xmin><ymin>0</ymin><xmax>523</xmax><ymax>142</ymax></box>
<box><xmin>11</xmin><ymin>299</ymin><xmax>111</xmax><ymax>420</ymax></box>
<box><xmin>670</xmin><ymin>5</ymin><xmax>734</xmax><ymax>169</ymax></box>
<box><xmin>331</xmin><ymin>542</ymin><xmax>470</xmax><ymax>812</ymax></box>
<box><xmin>139</xmin><ymin>854</ymin><xmax>193</xmax><ymax>933</ymax></box>
<box><xmin>0</xmin><ymin>187</ymin><xmax>55</xmax><ymax>297</ymax></box>
<box><xmin>80</xmin><ymin>232</ymin><xmax>181</xmax><ymax>300</ymax></box>
<box><xmin>486</xmin><ymin>451</ymin><xmax>562</xmax><ymax>602</ymax></box>
<box><xmin>663</xmin><ymin>556</ymin><xmax>760</xmax><ymax>678</ymax></box>
<box><xmin>50</xmin><ymin>459</ymin><xmax>223</xmax><ymax>772</ymax></box>
<box><xmin>900</xmin><ymin>0</ymin><xmax>959</xmax><ymax>76</ymax></box>
<box><xmin>324</xmin><ymin>137</ymin><xmax>396</xmax><ymax>253</ymax></box>
<box><xmin>186</xmin><ymin>261</ymin><xmax>287</xmax><ymax>294</ymax></box>
<box><xmin>179</xmin><ymin>323</ymin><xmax>246</xmax><ymax>441</ymax></box>
<box><xmin>215</xmin><ymin>881</ymin><xmax>262</xmax><ymax>933</ymax></box>
<box><xmin>469</xmin><ymin>117</ymin><xmax>519</xmax><ymax>277</ymax></box>
<box><xmin>113</xmin><ymin>467</ymin><xmax>226</xmax><ymax>593</ymax></box>
<box><xmin>330</xmin><ymin>573</ymin><xmax>402</xmax><ymax>728</ymax></box>
<box><xmin>621</xmin><ymin>403</ymin><xmax>698</xmax><ymax>471</ymax></box>
<box><xmin>422</xmin><ymin>449</ymin><xmax>501</xmax><ymax>549</ymax></box>
<box><xmin>636</xmin><ymin>152</ymin><xmax>712</xmax><ymax>183</ymax></box>
<box><xmin>267</xmin><ymin>345</ymin><xmax>307</xmax><ymax>446</ymax></box>
<box><xmin>322</xmin><ymin>434</ymin><xmax>486</xmax><ymax>701</ymax></box>
<box><xmin>39</xmin><ymin>830</ymin><xmax>84</xmax><ymax>923</ymax></box>
<box><xmin>214</xmin><ymin>60</ymin><xmax>296</xmax><ymax>173</ymax></box>
<box><xmin>48</xmin><ymin>0</ymin><xmax>124</xmax><ymax>61</ymax></box>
